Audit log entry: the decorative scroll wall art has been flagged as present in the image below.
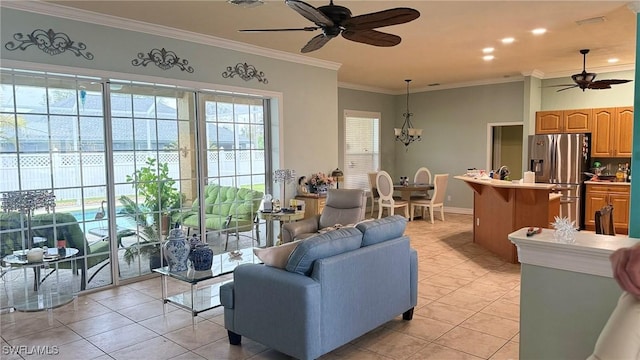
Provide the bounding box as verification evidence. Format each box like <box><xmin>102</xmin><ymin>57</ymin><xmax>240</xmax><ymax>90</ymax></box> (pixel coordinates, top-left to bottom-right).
<box><xmin>222</xmin><ymin>63</ymin><xmax>268</xmax><ymax>84</ymax></box>
<box><xmin>131</xmin><ymin>48</ymin><xmax>194</xmax><ymax>73</ymax></box>
<box><xmin>4</xmin><ymin>28</ymin><xmax>94</xmax><ymax>60</ymax></box>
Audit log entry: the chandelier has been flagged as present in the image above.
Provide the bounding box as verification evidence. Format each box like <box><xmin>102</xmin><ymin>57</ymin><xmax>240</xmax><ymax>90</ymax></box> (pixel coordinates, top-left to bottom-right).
<box><xmin>394</xmin><ymin>79</ymin><xmax>422</xmax><ymax>148</ymax></box>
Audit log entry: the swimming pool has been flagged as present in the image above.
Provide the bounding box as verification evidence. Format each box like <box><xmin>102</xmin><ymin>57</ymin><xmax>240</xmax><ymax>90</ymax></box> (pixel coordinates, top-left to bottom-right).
<box><xmin>69</xmin><ymin>207</ymin><xmax>138</xmax><ymax>235</ymax></box>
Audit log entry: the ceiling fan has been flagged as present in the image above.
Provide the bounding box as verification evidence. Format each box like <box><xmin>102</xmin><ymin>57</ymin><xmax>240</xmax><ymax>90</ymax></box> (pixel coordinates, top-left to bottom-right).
<box><xmin>553</xmin><ymin>49</ymin><xmax>632</xmax><ymax>92</ymax></box>
<box><xmin>239</xmin><ymin>0</ymin><xmax>420</xmax><ymax>53</ymax></box>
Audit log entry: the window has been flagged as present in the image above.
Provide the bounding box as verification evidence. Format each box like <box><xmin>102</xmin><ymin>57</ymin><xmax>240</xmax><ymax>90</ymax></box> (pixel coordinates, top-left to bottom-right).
<box><xmin>344</xmin><ymin>110</ymin><xmax>380</xmax><ymax>190</ymax></box>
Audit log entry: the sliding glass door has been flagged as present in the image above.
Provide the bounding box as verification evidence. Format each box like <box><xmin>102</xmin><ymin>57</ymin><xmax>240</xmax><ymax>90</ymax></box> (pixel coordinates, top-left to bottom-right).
<box><xmin>0</xmin><ymin>69</ymin><xmax>269</xmax><ymax>292</ymax></box>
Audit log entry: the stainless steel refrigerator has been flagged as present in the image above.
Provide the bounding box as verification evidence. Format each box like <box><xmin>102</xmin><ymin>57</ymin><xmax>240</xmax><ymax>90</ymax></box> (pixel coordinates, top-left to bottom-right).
<box><xmin>528</xmin><ymin>133</ymin><xmax>591</xmax><ymax>228</ymax></box>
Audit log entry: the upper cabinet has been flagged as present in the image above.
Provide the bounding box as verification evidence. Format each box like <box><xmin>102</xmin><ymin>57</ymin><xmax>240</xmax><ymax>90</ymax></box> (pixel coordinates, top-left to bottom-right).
<box><xmin>535</xmin><ymin>109</ymin><xmax>592</xmax><ymax>134</ymax></box>
<box><xmin>592</xmin><ymin>107</ymin><xmax>633</xmax><ymax>158</ymax></box>
<box><xmin>536</xmin><ymin>107</ymin><xmax>633</xmax><ymax>158</ymax></box>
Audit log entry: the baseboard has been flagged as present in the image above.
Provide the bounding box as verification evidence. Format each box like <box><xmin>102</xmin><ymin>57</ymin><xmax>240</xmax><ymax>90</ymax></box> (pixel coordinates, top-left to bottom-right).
<box><xmin>365</xmin><ymin>206</ymin><xmax>472</xmax><ymax>216</ymax></box>
<box><xmin>444</xmin><ymin>207</ymin><xmax>472</xmax><ymax>215</ymax></box>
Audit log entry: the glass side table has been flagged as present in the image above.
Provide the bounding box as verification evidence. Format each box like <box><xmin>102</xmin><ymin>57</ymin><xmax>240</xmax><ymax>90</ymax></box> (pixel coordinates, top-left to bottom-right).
<box><xmin>2</xmin><ymin>248</ymin><xmax>80</xmax><ymax>324</ymax></box>
<box><xmin>153</xmin><ymin>247</ymin><xmax>261</xmax><ymax>328</ymax></box>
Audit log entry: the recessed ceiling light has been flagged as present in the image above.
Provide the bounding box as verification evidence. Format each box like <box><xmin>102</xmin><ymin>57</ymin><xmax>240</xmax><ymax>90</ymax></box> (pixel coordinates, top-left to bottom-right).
<box><xmin>482</xmin><ymin>47</ymin><xmax>494</xmax><ymax>54</ymax></box>
<box><xmin>501</xmin><ymin>37</ymin><xmax>515</xmax><ymax>44</ymax></box>
<box><xmin>532</xmin><ymin>28</ymin><xmax>547</xmax><ymax>35</ymax></box>
<box><xmin>608</xmin><ymin>58</ymin><xmax>619</xmax><ymax>63</ymax></box>
<box><xmin>483</xmin><ymin>55</ymin><xmax>495</xmax><ymax>61</ymax></box>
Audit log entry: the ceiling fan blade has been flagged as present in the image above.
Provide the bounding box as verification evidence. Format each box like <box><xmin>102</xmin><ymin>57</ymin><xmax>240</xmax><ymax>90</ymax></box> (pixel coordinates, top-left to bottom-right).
<box><xmin>301</xmin><ymin>33</ymin><xmax>332</xmax><ymax>53</ymax></box>
<box><xmin>285</xmin><ymin>0</ymin><xmax>334</xmax><ymax>27</ymax></box>
<box><xmin>343</xmin><ymin>8</ymin><xmax>420</xmax><ymax>31</ymax></box>
<box><xmin>556</xmin><ymin>85</ymin><xmax>579</xmax><ymax>92</ymax></box>
<box><xmin>239</xmin><ymin>27</ymin><xmax>319</xmax><ymax>32</ymax></box>
<box><xmin>594</xmin><ymin>79</ymin><xmax>632</xmax><ymax>85</ymax></box>
<box><xmin>587</xmin><ymin>83</ymin><xmax>611</xmax><ymax>90</ymax></box>
<box><xmin>342</xmin><ymin>29</ymin><xmax>401</xmax><ymax>47</ymax></box>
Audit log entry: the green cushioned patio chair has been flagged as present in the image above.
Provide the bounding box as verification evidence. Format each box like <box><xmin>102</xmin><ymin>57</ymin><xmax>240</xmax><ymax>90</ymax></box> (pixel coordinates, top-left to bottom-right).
<box><xmin>0</xmin><ymin>212</ymin><xmax>110</xmax><ymax>290</ymax></box>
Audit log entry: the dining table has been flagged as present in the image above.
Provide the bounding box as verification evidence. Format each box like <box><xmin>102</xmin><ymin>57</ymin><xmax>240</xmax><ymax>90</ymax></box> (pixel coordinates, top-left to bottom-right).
<box><xmin>393</xmin><ymin>183</ymin><xmax>435</xmax><ymax>217</ymax></box>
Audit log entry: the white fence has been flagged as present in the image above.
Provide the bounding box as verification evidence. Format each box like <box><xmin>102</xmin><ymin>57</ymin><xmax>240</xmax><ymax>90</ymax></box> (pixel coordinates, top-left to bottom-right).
<box><xmin>0</xmin><ymin>150</ymin><xmax>266</xmax><ymax>203</ymax></box>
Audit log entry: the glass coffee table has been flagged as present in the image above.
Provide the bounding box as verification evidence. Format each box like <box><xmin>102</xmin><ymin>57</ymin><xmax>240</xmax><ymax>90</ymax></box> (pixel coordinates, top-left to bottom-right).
<box><xmin>152</xmin><ymin>247</ymin><xmax>261</xmax><ymax>328</ymax></box>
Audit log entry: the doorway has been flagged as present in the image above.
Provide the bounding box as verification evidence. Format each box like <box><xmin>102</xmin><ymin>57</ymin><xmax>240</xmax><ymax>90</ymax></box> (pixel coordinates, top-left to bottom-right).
<box><xmin>487</xmin><ymin>122</ymin><xmax>523</xmax><ymax>179</ymax></box>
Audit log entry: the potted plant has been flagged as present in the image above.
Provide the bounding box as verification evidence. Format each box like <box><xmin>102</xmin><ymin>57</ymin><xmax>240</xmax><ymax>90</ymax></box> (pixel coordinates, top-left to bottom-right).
<box><xmin>126</xmin><ymin>157</ymin><xmax>182</xmax><ymax>233</ymax></box>
<box><xmin>120</xmin><ymin>195</ymin><xmax>163</xmax><ymax>269</ymax></box>
<box><xmin>121</xmin><ymin>157</ymin><xmax>183</xmax><ymax>269</ymax></box>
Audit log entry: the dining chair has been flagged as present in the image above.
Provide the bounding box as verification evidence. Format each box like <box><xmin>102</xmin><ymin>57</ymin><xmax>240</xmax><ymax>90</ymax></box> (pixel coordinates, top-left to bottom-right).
<box><xmin>595</xmin><ymin>205</ymin><xmax>615</xmax><ymax>236</ymax></box>
<box><xmin>376</xmin><ymin>171</ymin><xmax>409</xmax><ymax>219</ymax></box>
<box><xmin>411</xmin><ymin>167</ymin><xmax>432</xmax><ymax>200</ymax></box>
<box><xmin>410</xmin><ymin>174</ymin><xmax>449</xmax><ymax>223</ymax></box>
<box><xmin>367</xmin><ymin>172</ymin><xmax>380</xmax><ymax>218</ymax></box>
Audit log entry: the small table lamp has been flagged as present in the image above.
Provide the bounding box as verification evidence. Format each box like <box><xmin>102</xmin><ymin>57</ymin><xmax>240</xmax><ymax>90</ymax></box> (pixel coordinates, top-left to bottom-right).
<box><xmin>331</xmin><ymin>168</ymin><xmax>344</xmax><ymax>189</ymax></box>
<box><xmin>274</xmin><ymin>169</ymin><xmax>296</xmax><ymax>204</ymax></box>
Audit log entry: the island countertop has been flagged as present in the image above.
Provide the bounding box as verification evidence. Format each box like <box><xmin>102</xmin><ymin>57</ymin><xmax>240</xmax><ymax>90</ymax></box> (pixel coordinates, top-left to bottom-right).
<box><xmin>454</xmin><ymin>175</ymin><xmax>557</xmax><ymax>190</ymax></box>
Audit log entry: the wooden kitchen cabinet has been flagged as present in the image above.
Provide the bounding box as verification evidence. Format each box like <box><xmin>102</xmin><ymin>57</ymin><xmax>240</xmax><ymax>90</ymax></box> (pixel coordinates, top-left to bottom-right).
<box><xmin>535</xmin><ymin>109</ymin><xmax>592</xmax><ymax>134</ymax></box>
<box><xmin>614</xmin><ymin>107</ymin><xmax>633</xmax><ymax>157</ymax></box>
<box><xmin>591</xmin><ymin>107</ymin><xmax>633</xmax><ymax>158</ymax></box>
<box><xmin>295</xmin><ymin>194</ymin><xmax>326</xmax><ymax>220</ymax></box>
<box><xmin>584</xmin><ymin>183</ymin><xmax>630</xmax><ymax>234</ymax></box>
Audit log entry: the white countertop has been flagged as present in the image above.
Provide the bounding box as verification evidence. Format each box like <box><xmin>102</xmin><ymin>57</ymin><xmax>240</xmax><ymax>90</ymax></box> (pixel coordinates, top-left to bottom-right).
<box><xmin>509</xmin><ymin>227</ymin><xmax>637</xmax><ymax>277</ymax></box>
<box><xmin>584</xmin><ymin>181</ymin><xmax>631</xmax><ymax>186</ymax></box>
<box><xmin>454</xmin><ymin>175</ymin><xmax>556</xmax><ymax>190</ymax></box>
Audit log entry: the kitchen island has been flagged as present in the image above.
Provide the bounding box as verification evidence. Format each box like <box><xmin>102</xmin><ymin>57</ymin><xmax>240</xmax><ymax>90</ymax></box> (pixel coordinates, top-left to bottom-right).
<box><xmin>455</xmin><ymin>175</ymin><xmax>558</xmax><ymax>263</ymax></box>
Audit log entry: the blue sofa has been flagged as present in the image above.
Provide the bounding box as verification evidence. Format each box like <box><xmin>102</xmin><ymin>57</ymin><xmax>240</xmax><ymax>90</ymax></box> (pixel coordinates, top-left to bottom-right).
<box><xmin>220</xmin><ymin>215</ymin><xmax>417</xmax><ymax>360</ymax></box>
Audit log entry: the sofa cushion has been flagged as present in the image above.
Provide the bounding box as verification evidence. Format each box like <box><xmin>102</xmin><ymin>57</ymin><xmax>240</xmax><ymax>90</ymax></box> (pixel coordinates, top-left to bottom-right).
<box><xmin>253</xmin><ymin>240</ymin><xmax>301</xmax><ymax>269</ymax></box>
<box><xmin>286</xmin><ymin>227</ymin><xmax>362</xmax><ymax>276</ymax></box>
<box><xmin>357</xmin><ymin>215</ymin><xmax>407</xmax><ymax>247</ymax></box>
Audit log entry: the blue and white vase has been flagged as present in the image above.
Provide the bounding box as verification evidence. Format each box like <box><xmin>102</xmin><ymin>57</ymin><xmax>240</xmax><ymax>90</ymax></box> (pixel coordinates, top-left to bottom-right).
<box><xmin>163</xmin><ymin>228</ymin><xmax>190</xmax><ymax>272</ymax></box>
<box><xmin>190</xmin><ymin>244</ymin><xmax>214</xmax><ymax>271</ymax></box>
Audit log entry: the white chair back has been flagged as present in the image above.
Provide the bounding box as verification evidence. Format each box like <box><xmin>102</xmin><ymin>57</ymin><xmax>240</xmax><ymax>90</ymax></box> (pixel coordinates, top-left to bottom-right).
<box><xmin>431</xmin><ymin>174</ymin><xmax>449</xmax><ymax>205</ymax></box>
<box><xmin>414</xmin><ymin>167</ymin><xmax>432</xmax><ymax>185</ymax></box>
<box><xmin>376</xmin><ymin>171</ymin><xmax>394</xmax><ymax>201</ymax></box>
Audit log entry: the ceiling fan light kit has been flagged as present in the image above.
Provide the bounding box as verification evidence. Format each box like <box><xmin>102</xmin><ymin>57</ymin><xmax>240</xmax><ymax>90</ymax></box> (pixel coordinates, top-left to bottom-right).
<box><xmin>239</xmin><ymin>0</ymin><xmax>420</xmax><ymax>53</ymax></box>
<box><xmin>553</xmin><ymin>49</ymin><xmax>632</xmax><ymax>92</ymax></box>
<box><xmin>395</xmin><ymin>79</ymin><xmax>422</xmax><ymax>149</ymax></box>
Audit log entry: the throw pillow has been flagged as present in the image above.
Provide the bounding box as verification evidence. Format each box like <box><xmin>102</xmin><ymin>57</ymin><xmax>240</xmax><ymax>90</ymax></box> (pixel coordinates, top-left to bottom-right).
<box><xmin>253</xmin><ymin>240</ymin><xmax>301</xmax><ymax>269</ymax></box>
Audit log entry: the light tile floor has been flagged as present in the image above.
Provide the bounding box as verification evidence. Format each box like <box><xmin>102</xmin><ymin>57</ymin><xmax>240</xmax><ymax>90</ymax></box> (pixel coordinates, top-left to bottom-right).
<box><xmin>0</xmin><ymin>214</ymin><xmax>520</xmax><ymax>359</ymax></box>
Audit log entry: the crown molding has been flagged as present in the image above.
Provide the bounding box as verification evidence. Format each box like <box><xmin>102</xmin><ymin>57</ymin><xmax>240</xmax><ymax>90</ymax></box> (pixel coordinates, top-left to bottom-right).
<box><xmin>627</xmin><ymin>1</ymin><xmax>640</xmax><ymax>14</ymax></box>
<box><xmin>521</xmin><ymin>69</ymin><xmax>545</xmax><ymax>79</ymax></box>
<box><xmin>340</xmin><ymin>75</ymin><xmax>526</xmax><ymax>95</ymax></box>
<box><xmin>0</xmin><ymin>1</ymin><xmax>342</xmax><ymax>71</ymax></box>
<box><xmin>338</xmin><ymin>82</ymin><xmax>397</xmax><ymax>95</ymax></box>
